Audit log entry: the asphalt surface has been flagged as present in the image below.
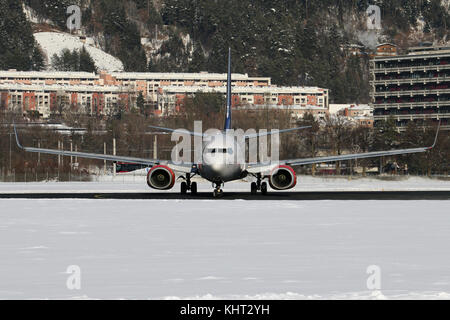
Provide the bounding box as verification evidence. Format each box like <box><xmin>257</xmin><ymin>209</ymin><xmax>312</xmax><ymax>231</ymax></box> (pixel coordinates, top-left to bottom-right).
<box><xmin>0</xmin><ymin>191</ymin><xmax>449</xmax><ymax>200</ymax></box>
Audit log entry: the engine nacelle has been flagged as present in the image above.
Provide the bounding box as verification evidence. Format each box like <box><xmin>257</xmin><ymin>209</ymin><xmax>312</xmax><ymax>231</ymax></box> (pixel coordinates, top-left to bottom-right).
<box><xmin>147</xmin><ymin>165</ymin><xmax>176</xmax><ymax>190</ymax></box>
<box><xmin>268</xmin><ymin>165</ymin><xmax>297</xmax><ymax>190</ymax></box>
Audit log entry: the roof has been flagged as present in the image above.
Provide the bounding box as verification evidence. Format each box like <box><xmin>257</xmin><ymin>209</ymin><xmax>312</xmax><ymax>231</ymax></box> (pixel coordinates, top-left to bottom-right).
<box><xmin>0</xmin><ymin>71</ymin><xmax>98</xmax><ymax>79</ymax></box>
<box><xmin>0</xmin><ymin>83</ymin><xmax>125</xmax><ymax>93</ymax></box>
<box><xmin>372</xmin><ymin>49</ymin><xmax>450</xmax><ymax>61</ymax></box>
<box><xmin>348</xmin><ymin>104</ymin><xmax>372</xmax><ymax>110</ymax></box>
<box><xmin>110</xmin><ymin>72</ymin><xmax>270</xmax><ymax>82</ymax></box>
<box><xmin>237</xmin><ymin>105</ymin><xmax>328</xmax><ymax>111</ymax></box>
<box><xmin>160</xmin><ymin>85</ymin><xmax>328</xmax><ymax>95</ymax></box>
<box><xmin>377</xmin><ymin>43</ymin><xmax>397</xmax><ymax>47</ymax></box>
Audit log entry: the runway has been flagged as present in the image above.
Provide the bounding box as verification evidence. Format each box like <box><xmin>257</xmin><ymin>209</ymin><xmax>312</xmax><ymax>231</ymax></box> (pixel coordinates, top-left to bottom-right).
<box><xmin>0</xmin><ymin>190</ymin><xmax>449</xmax><ymax>200</ymax></box>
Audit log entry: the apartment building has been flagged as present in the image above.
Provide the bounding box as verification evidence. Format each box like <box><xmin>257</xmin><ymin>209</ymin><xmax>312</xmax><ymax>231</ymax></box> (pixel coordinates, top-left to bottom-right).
<box><xmin>370</xmin><ymin>45</ymin><xmax>450</xmax><ymax>130</ymax></box>
<box><xmin>0</xmin><ymin>70</ymin><xmax>328</xmax><ymax>118</ymax></box>
<box><xmin>159</xmin><ymin>85</ymin><xmax>329</xmax><ymax>116</ymax></box>
<box><xmin>330</xmin><ymin>104</ymin><xmax>374</xmax><ymax>127</ymax></box>
<box><xmin>0</xmin><ymin>83</ymin><xmax>131</xmax><ymax>118</ymax></box>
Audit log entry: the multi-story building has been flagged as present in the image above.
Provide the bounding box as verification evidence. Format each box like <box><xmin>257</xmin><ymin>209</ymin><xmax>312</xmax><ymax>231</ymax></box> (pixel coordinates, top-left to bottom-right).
<box><xmin>0</xmin><ymin>83</ymin><xmax>132</xmax><ymax>118</ymax></box>
<box><xmin>374</xmin><ymin>43</ymin><xmax>398</xmax><ymax>57</ymax></box>
<box><xmin>160</xmin><ymin>85</ymin><xmax>329</xmax><ymax>116</ymax></box>
<box><xmin>370</xmin><ymin>45</ymin><xmax>450</xmax><ymax>130</ymax></box>
<box><xmin>235</xmin><ymin>104</ymin><xmax>329</xmax><ymax>121</ymax></box>
<box><xmin>0</xmin><ymin>70</ymin><xmax>328</xmax><ymax>118</ymax></box>
<box><xmin>0</xmin><ymin>71</ymin><xmax>102</xmax><ymax>86</ymax></box>
<box><xmin>329</xmin><ymin>104</ymin><xmax>374</xmax><ymax>127</ymax></box>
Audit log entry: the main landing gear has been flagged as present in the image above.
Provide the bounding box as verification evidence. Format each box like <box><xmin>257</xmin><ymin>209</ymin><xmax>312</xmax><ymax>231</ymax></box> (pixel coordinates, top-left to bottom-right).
<box><xmin>251</xmin><ymin>173</ymin><xmax>268</xmax><ymax>195</ymax></box>
<box><xmin>180</xmin><ymin>174</ymin><xmax>198</xmax><ymax>195</ymax></box>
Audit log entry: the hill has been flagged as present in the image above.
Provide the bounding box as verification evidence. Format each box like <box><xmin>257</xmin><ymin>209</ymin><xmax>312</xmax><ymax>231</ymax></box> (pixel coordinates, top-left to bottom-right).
<box><xmin>1</xmin><ymin>0</ymin><xmax>449</xmax><ymax>103</ymax></box>
<box><xmin>34</xmin><ymin>32</ymin><xmax>124</xmax><ymax>72</ymax></box>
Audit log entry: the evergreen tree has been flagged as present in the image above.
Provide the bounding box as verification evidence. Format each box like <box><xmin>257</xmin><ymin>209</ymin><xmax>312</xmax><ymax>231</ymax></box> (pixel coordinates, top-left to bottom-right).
<box><xmin>100</xmin><ymin>0</ymin><xmax>148</xmax><ymax>72</ymax></box>
<box><xmin>0</xmin><ymin>0</ymin><xmax>43</xmax><ymax>70</ymax></box>
<box><xmin>51</xmin><ymin>48</ymin><xmax>97</xmax><ymax>72</ymax></box>
<box><xmin>79</xmin><ymin>46</ymin><xmax>97</xmax><ymax>73</ymax></box>
<box><xmin>31</xmin><ymin>42</ymin><xmax>45</xmax><ymax>71</ymax></box>
<box><xmin>136</xmin><ymin>92</ymin><xmax>146</xmax><ymax>115</ymax></box>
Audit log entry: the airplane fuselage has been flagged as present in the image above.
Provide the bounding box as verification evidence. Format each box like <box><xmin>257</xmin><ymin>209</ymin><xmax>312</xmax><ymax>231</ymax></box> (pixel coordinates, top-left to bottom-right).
<box><xmin>198</xmin><ymin>132</ymin><xmax>246</xmax><ymax>183</ymax></box>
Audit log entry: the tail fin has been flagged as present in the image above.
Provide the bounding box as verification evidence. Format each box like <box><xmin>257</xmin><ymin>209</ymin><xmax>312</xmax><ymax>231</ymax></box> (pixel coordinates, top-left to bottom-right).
<box><xmin>224</xmin><ymin>47</ymin><xmax>232</xmax><ymax>130</ymax></box>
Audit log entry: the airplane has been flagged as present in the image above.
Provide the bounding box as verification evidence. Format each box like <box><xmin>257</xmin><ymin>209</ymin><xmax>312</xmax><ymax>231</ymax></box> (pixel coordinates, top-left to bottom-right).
<box><xmin>13</xmin><ymin>48</ymin><xmax>440</xmax><ymax>198</ymax></box>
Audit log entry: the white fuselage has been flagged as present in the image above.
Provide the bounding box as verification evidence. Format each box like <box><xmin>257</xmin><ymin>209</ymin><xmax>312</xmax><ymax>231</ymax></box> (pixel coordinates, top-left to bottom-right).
<box><xmin>198</xmin><ymin>132</ymin><xmax>246</xmax><ymax>183</ymax></box>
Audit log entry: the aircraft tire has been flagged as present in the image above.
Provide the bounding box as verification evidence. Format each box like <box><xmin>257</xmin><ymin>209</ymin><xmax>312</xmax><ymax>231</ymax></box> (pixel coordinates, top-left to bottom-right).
<box><xmin>213</xmin><ymin>189</ymin><xmax>224</xmax><ymax>198</ymax></box>
<box><xmin>261</xmin><ymin>182</ymin><xmax>268</xmax><ymax>195</ymax></box>
<box><xmin>191</xmin><ymin>182</ymin><xmax>198</xmax><ymax>195</ymax></box>
<box><xmin>181</xmin><ymin>182</ymin><xmax>188</xmax><ymax>194</ymax></box>
<box><xmin>251</xmin><ymin>182</ymin><xmax>258</xmax><ymax>195</ymax></box>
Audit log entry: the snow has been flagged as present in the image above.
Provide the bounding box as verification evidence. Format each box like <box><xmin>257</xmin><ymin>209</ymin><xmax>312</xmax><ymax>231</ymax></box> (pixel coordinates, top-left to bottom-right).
<box><xmin>0</xmin><ymin>198</ymin><xmax>450</xmax><ymax>299</ymax></box>
<box><xmin>23</xmin><ymin>4</ymin><xmax>54</xmax><ymax>26</ymax></box>
<box><xmin>34</xmin><ymin>32</ymin><xmax>124</xmax><ymax>72</ymax></box>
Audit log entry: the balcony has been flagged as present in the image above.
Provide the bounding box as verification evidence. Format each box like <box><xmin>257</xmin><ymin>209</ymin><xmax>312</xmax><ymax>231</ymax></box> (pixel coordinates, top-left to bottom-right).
<box><xmin>374</xmin><ymin>113</ymin><xmax>450</xmax><ymax>121</ymax></box>
<box><xmin>370</xmin><ymin>75</ymin><xmax>449</xmax><ymax>86</ymax></box>
<box><xmin>373</xmin><ymin>101</ymin><xmax>450</xmax><ymax>109</ymax></box>
<box><xmin>372</xmin><ymin>64</ymin><xmax>450</xmax><ymax>74</ymax></box>
<box><xmin>373</xmin><ymin>88</ymin><xmax>450</xmax><ymax>97</ymax></box>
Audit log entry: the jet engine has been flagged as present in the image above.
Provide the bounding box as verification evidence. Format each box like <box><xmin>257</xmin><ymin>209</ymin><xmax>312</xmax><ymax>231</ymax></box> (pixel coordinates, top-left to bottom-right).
<box><xmin>147</xmin><ymin>165</ymin><xmax>176</xmax><ymax>190</ymax></box>
<box><xmin>268</xmin><ymin>165</ymin><xmax>297</xmax><ymax>190</ymax></box>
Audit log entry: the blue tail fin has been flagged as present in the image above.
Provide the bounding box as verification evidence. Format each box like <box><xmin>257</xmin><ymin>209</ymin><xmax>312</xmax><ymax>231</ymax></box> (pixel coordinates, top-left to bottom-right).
<box><xmin>224</xmin><ymin>48</ymin><xmax>232</xmax><ymax>130</ymax></box>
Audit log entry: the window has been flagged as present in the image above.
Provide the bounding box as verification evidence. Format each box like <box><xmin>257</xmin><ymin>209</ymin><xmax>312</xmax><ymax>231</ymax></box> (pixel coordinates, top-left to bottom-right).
<box><xmin>208</xmin><ymin>148</ymin><xmax>233</xmax><ymax>154</ymax></box>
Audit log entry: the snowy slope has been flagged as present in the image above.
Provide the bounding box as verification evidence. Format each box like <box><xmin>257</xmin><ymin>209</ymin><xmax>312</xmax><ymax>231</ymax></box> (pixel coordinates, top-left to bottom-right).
<box><xmin>34</xmin><ymin>32</ymin><xmax>124</xmax><ymax>72</ymax></box>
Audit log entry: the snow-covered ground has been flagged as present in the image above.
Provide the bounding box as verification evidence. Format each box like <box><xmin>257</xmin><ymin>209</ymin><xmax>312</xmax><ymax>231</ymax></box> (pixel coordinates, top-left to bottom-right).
<box><xmin>0</xmin><ymin>198</ymin><xmax>450</xmax><ymax>300</ymax></box>
<box><xmin>0</xmin><ymin>175</ymin><xmax>449</xmax><ymax>194</ymax></box>
<box><xmin>34</xmin><ymin>32</ymin><xmax>124</xmax><ymax>72</ymax></box>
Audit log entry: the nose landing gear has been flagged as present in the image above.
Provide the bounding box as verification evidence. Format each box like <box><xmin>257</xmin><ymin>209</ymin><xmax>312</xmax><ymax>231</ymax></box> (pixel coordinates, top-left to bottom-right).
<box><xmin>213</xmin><ymin>181</ymin><xmax>224</xmax><ymax>198</ymax></box>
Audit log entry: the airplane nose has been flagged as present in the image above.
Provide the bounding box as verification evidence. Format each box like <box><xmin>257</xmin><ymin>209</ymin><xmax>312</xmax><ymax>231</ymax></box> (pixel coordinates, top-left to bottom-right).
<box><xmin>211</xmin><ymin>163</ymin><xmax>225</xmax><ymax>172</ymax></box>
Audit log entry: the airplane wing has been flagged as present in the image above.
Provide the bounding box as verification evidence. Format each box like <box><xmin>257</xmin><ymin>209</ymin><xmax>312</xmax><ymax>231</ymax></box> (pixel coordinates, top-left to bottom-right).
<box><xmin>14</xmin><ymin>124</ymin><xmax>194</xmax><ymax>173</ymax></box>
<box><xmin>247</xmin><ymin>123</ymin><xmax>440</xmax><ymax>174</ymax></box>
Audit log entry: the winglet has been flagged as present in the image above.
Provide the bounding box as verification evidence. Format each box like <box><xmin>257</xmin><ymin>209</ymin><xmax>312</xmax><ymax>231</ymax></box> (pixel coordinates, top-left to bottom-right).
<box><xmin>428</xmin><ymin>120</ymin><xmax>441</xmax><ymax>150</ymax></box>
<box><xmin>13</xmin><ymin>122</ymin><xmax>24</xmax><ymax>149</ymax></box>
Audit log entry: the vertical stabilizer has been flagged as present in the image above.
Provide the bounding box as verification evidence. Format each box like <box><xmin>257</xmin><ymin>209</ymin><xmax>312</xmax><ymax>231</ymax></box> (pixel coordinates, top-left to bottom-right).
<box><xmin>224</xmin><ymin>48</ymin><xmax>232</xmax><ymax>130</ymax></box>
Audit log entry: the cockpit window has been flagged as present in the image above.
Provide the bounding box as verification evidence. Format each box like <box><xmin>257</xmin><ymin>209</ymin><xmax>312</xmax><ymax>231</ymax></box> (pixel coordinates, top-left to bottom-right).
<box><xmin>208</xmin><ymin>148</ymin><xmax>233</xmax><ymax>154</ymax></box>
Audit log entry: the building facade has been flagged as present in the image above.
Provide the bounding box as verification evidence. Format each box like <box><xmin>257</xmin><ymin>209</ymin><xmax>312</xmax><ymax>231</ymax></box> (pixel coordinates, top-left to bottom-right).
<box><xmin>0</xmin><ymin>83</ymin><xmax>131</xmax><ymax>118</ymax></box>
<box><xmin>330</xmin><ymin>104</ymin><xmax>374</xmax><ymax>127</ymax></box>
<box><xmin>160</xmin><ymin>85</ymin><xmax>329</xmax><ymax>116</ymax></box>
<box><xmin>0</xmin><ymin>70</ymin><xmax>329</xmax><ymax>118</ymax></box>
<box><xmin>370</xmin><ymin>45</ymin><xmax>450</xmax><ymax>130</ymax></box>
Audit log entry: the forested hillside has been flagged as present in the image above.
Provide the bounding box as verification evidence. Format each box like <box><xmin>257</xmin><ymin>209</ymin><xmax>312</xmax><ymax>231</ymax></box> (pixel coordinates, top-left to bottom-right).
<box><xmin>0</xmin><ymin>0</ymin><xmax>44</xmax><ymax>71</ymax></box>
<box><xmin>2</xmin><ymin>0</ymin><xmax>450</xmax><ymax>103</ymax></box>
